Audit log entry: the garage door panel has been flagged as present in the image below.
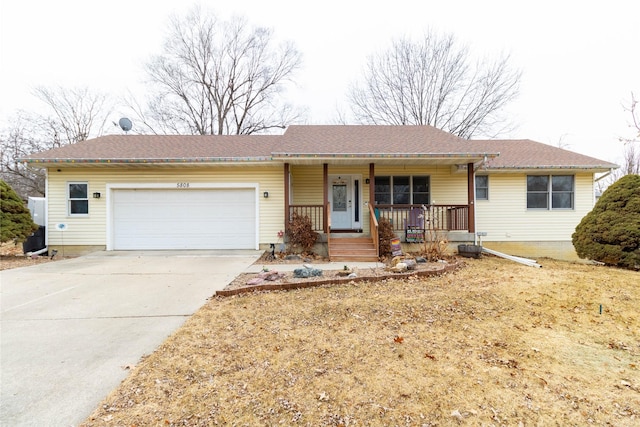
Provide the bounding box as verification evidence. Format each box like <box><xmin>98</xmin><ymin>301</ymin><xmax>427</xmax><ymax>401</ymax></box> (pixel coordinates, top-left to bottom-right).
<box><xmin>112</xmin><ymin>188</ymin><xmax>256</xmax><ymax>250</ymax></box>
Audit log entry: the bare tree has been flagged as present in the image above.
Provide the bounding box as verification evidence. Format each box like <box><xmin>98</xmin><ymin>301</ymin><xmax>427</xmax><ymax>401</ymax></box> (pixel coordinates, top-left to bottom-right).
<box><xmin>596</xmin><ymin>92</ymin><xmax>640</xmax><ymax>194</ymax></box>
<box><xmin>34</xmin><ymin>86</ymin><xmax>111</xmax><ymax>144</ymax></box>
<box><xmin>347</xmin><ymin>32</ymin><xmax>521</xmax><ymax>138</ymax></box>
<box><xmin>619</xmin><ymin>92</ymin><xmax>640</xmax><ymax>175</ymax></box>
<box><xmin>0</xmin><ymin>113</ymin><xmax>48</xmax><ymax>198</ymax></box>
<box><xmin>138</xmin><ymin>6</ymin><xmax>303</xmax><ymax>135</ymax></box>
<box><xmin>615</xmin><ymin>92</ymin><xmax>640</xmax><ymax>176</ymax></box>
<box><xmin>1</xmin><ymin>87</ymin><xmax>112</xmax><ymax>199</ymax></box>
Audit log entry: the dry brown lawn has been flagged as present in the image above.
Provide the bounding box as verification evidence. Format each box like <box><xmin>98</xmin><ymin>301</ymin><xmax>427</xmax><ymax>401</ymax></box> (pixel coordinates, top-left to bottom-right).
<box><xmin>77</xmin><ymin>256</ymin><xmax>639</xmax><ymax>426</ymax></box>
<box><xmin>0</xmin><ymin>241</ymin><xmax>59</xmax><ymax>270</ymax></box>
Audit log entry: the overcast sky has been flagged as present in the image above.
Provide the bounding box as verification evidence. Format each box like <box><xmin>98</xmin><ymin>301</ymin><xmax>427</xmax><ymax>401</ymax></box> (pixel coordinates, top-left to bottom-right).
<box><xmin>1</xmin><ymin>0</ymin><xmax>638</xmax><ymax>165</ymax></box>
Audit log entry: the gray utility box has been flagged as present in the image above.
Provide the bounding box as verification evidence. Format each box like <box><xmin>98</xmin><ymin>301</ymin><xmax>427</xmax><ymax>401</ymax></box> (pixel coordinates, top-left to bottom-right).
<box><xmin>23</xmin><ymin>197</ymin><xmax>47</xmax><ymax>254</ymax></box>
<box><xmin>28</xmin><ymin>197</ymin><xmax>47</xmax><ymax>226</ymax></box>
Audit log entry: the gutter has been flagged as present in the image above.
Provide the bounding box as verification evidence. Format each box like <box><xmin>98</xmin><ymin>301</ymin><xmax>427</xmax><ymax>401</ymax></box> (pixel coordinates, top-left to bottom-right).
<box><xmin>485</xmin><ymin>165</ymin><xmax>618</xmax><ymax>171</ymax></box>
<box><xmin>19</xmin><ymin>157</ymin><xmax>273</xmax><ymax>164</ymax></box>
<box><xmin>271</xmin><ymin>152</ymin><xmax>500</xmax><ymax>160</ymax></box>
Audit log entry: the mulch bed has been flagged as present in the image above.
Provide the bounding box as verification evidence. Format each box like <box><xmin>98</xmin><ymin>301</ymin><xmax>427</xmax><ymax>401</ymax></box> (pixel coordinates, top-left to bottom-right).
<box><xmin>217</xmin><ymin>259</ymin><xmax>462</xmax><ymax>297</ymax></box>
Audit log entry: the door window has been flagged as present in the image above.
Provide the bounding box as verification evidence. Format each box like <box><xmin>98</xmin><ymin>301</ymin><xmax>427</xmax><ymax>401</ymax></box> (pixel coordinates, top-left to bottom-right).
<box><xmin>332</xmin><ymin>184</ymin><xmax>347</xmax><ymax>211</ymax></box>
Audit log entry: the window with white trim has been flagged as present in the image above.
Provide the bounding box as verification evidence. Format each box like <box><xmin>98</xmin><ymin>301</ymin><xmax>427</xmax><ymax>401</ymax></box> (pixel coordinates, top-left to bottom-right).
<box><xmin>68</xmin><ymin>182</ymin><xmax>89</xmax><ymax>215</ymax></box>
<box><xmin>526</xmin><ymin>175</ymin><xmax>574</xmax><ymax>209</ymax></box>
<box><xmin>374</xmin><ymin>176</ymin><xmax>430</xmax><ymax>205</ymax></box>
<box><xmin>475</xmin><ymin>175</ymin><xmax>489</xmax><ymax>200</ymax></box>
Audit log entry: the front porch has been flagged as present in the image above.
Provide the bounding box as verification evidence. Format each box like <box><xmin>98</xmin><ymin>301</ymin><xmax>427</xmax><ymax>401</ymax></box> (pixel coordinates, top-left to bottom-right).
<box><xmin>284</xmin><ymin>162</ymin><xmax>478</xmax><ymax>261</ymax></box>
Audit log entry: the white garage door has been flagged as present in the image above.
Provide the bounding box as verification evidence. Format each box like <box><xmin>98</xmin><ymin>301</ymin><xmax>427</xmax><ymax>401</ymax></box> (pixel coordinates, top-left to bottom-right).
<box><xmin>112</xmin><ymin>188</ymin><xmax>256</xmax><ymax>250</ymax></box>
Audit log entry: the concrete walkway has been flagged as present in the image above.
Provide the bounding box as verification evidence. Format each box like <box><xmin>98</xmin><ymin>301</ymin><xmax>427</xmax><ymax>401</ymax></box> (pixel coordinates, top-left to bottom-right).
<box><xmin>0</xmin><ymin>250</ymin><xmax>261</xmax><ymax>427</ymax></box>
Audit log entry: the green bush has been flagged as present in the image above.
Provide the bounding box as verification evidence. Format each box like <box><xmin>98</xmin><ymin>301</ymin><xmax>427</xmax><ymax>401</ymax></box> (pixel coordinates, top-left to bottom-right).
<box><xmin>572</xmin><ymin>174</ymin><xmax>640</xmax><ymax>270</ymax></box>
<box><xmin>1</xmin><ymin>180</ymin><xmax>39</xmax><ymax>243</ymax></box>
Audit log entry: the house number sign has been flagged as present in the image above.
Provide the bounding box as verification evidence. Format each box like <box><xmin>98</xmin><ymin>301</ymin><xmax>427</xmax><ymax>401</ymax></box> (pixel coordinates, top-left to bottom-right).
<box><xmin>176</xmin><ymin>182</ymin><xmax>190</xmax><ymax>188</ymax></box>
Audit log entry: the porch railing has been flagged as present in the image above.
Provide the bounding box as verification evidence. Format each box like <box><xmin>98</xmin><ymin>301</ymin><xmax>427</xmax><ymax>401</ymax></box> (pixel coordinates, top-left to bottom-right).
<box><xmin>326</xmin><ymin>202</ymin><xmax>331</xmax><ymax>258</ymax></box>
<box><xmin>374</xmin><ymin>204</ymin><xmax>469</xmax><ymax>232</ymax></box>
<box><xmin>289</xmin><ymin>205</ymin><xmax>325</xmax><ymax>232</ymax></box>
<box><xmin>368</xmin><ymin>203</ymin><xmax>379</xmax><ymax>257</ymax></box>
<box><xmin>288</xmin><ymin>203</ymin><xmax>469</xmax><ymax>234</ymax></box>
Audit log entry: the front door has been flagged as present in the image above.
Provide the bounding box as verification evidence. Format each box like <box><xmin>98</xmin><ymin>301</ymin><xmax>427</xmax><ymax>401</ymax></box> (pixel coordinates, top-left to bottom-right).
<box><xmin>329</xmin><ymin>175</ymin><xmax>361</xmax><ymax>230</ymax></box>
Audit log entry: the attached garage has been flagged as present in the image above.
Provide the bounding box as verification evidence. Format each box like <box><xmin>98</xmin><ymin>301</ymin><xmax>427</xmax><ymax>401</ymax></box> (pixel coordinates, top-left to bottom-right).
<box><xmin>110</xmin><ymin>185</ymin><xmax>258</xmax><ymax>250</ymax></box>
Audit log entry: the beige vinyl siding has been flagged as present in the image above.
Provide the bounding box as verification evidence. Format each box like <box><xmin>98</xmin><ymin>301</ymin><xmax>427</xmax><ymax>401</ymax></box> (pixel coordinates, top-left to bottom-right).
<box><xmin>476</xmin><ymin>173</ymin><xmax>594</xmax><ymax>241</ymax></box>
<box><xmin>290</xmin><ymin>165</ymin><xmax>371</xmax><ymax>201</ymax></box>
<box><xmin>289</xmin><ymin>165</ymin><xmax>324</xmax><ymax>205</ymax></box>
<box><xmin>46</xmin><ymin>165</ymin><xmax>284</xmax><ymax>247</ymax></box>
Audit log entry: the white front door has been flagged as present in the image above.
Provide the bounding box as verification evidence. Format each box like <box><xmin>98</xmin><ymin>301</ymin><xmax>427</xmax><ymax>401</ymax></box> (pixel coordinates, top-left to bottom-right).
<box><xmin>328</xmin><ymin>175</ymin><xmax>362</xmax><ymax>230</ymax></box>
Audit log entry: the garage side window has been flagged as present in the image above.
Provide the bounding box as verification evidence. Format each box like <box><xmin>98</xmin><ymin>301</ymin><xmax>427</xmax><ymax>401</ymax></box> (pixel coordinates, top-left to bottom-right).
<box><xmin>68</xmin><ymin>182</ymin><xmax>89</xmax><ymax>215</ymax></box>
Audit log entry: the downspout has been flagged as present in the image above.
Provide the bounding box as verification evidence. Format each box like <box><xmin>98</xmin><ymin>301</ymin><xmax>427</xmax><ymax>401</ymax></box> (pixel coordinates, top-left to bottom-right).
<box><xmin>27</xmin><ymin>247</ymin><xmax>48</xmax><ymax>257</ymax></box>
<box><xmin>44</xmin><ymin>167</ymin><xmax>49</xmax><ymax>249</ymax></box>
<box><xmin>284</xmin><ymin>163</ymin><xmax>290</xmax><ymax>234</ymax></box>
<box><xmin>467</xmin><ymin>162</ymin><xmax>476</xmax><ymax>240</ymax></box>
<box><xmin>594</xmin><ymin>168</ymin><xmax>614</xmax><ymax>204</ymax></box>
<box><xmin>595</xmin><ymin>168</ymin><xmax>613</xmax><ymax>182</ymax></box>
<box><xmin>472</xmin><ymin>156</ymin><xmax>487</xmax><ymax>245</ymax></box>
<box><xmin>473</xmin><ymin>155</ymin><xmax>488</xmax><ymax>170</ymax></box>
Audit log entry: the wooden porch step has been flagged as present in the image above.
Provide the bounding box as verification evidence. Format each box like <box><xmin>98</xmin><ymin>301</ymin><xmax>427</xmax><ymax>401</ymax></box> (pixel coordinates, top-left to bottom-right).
<box><xmin>329</xmin><ymin>237</ymin><xmax>378</xmax><ymax>262</ymax></box>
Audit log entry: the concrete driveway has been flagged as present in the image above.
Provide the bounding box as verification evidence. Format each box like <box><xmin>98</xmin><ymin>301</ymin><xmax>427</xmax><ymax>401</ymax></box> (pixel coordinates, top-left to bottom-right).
<box><xmin>0</xmin><ymin>250</ymin><xmax>261</xmax><ymax>426</ymax></box>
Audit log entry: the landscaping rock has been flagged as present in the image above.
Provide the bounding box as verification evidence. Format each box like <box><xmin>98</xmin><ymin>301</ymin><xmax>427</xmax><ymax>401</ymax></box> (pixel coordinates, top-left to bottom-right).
<box><xmin>293</xmin><ymin>267</ymin><xmax>323</xmax><ymax>278</ymax></box>
<box><xmin>389</xmin><ymin>262</ymin><xmax>408</xmax><ymax>273</ymax></box>
<box><xmin>415</xmin><ymin>256</ymin><xmax>427</xmax><ymax>263</ymax></box>
<box><xmin>403</xmin><ymin>259</ymin><xmax>417</xmax><ymax>270</ymax></box>
<box><xmin>391</xmin><ymin>256</ymin><xmax>404</xmax><ymax>267</ymax></box>
<box><xmin>392</xmin><ymin>256</ymin><xmax>417</xmax><ymax>269</ymax></box>
<box><xmin>246</xmin><ymin>277</ymin><xmax>265</xmax><ymax>286</ymax></box>
<box><xmin>258</xmin><ymin>270</ymin><xmax>285</xmax><ymax>281</ymax></box>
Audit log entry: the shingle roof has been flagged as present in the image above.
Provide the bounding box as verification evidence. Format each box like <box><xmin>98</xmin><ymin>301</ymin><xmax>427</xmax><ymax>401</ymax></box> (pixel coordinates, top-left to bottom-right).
<box><xmin>472</xmin><ymin>139</ymin><xmax>618</xmax><ymax>170</ymax></box>
<box><xmin>20</xmin><ymin>127</ymin><xmax>618</xmax><ymax>171</ymax></box>
<box><xmin>275</xmin><ymin>125</ymin><xmax>496</xmax><ymax>158</ymax></box>
<box><xmin>22</xmin><ymin>134</ymin><xmax>279</xmax><ymax>163</ymax></box>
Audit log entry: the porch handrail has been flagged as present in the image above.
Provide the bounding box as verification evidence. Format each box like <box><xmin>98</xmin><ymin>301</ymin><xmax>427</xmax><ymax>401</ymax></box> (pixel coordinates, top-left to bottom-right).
<box><xmin>368</xmin><ymin>203</ymin><xmax>379</xmax><ymax>258</ymax></box>
<box><xmin>326</xmin><ymin>202</ymin><xmax>331</xmax><ymax>259</ymax></box>
<box><xmin>374</xmin><ymin>204</ymin><xmax>469</xmax><ymax>232</ymax></box>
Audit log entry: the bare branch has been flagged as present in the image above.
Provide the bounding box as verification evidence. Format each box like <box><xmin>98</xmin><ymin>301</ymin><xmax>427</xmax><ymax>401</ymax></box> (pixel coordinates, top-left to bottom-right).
<box><xmin>1</xmin><ymin>87</ymin><xmax>112</xmax><ymax>199</ymax></box>
<box><xmin>34</xmin><ymin>86</ymin><xmax>111</xmax><ymax>143</ymax></box>
<box><xmin>347</xmin><ymin>31</ymin><xmax>521</xmax><ymax>138</ymax></box>
<box><xmin>138</xmin><ymin>6</ymin><xmax>303</xmax><ymax>135</ymax></box>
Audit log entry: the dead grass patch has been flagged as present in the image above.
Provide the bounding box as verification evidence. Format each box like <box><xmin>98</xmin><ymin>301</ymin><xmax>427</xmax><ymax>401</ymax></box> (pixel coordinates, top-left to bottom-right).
<box><xmin>0</xmin><ymin>241</ymin><xmax>58</xmax><ymax>270</ymax></box>
<box><xmin>82</xmin><ymin>257</ymin><xmax>639</xmax><ymax>426</ymax></box>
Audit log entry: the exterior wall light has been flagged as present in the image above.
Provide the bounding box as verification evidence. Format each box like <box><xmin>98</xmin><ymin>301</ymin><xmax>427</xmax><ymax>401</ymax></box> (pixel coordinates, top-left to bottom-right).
<box><xmin>263</xmin><ymin>191</ymin><xmax>269</xmax><ymax>198</ymax></box>
<box><xmin>93</xmin><ymin>192</ymin><xmax>101</xmax><ymax>199</ymax></box>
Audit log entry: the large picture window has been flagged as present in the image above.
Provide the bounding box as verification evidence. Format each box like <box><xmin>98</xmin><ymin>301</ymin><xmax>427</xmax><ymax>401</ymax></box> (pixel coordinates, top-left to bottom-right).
<box><xmin>68</xmin><ymin>182</ymin><xmax>89</xmax><ymax>215</ymax></box>
<box><xmin>374</xmin><ymin>176</ymin><xmax>430</xmax><ymax>205</ymax></box>
<box><xmin>527</xmin><ymin>175</ymin><xmax>574</xmax><ymax>209</ymax></box>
